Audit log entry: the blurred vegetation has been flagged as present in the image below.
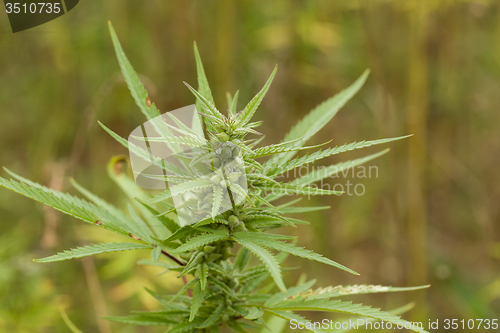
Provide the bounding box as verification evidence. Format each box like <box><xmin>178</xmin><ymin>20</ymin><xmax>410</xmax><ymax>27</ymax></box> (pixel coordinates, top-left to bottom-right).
<box><xmin>0</xmin><ymin>0</ymin><xmax>499</xmax><ymax>332</ymax></box>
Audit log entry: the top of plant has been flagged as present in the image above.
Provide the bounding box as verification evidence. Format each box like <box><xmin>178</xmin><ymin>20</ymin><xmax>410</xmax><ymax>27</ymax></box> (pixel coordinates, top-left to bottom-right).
<box><xmin>0</xmin><ymin>22</ymin><xmax>428</xmax><ymax>333</ymax></box>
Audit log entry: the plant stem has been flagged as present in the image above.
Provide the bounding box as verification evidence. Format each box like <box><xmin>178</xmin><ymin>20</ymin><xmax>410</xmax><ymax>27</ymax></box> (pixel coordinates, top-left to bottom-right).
<box><xmin>161</xmin><ymin>250</ymin><xmax>184</xmax><ymax>266</ymax></box>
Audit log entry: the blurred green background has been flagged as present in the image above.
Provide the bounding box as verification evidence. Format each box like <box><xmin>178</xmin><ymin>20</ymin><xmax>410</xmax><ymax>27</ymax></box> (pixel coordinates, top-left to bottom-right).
<box><xmin>1</xmin><ymin>0</ymin><xmax>499</xmax><ymax>332</ymax></box>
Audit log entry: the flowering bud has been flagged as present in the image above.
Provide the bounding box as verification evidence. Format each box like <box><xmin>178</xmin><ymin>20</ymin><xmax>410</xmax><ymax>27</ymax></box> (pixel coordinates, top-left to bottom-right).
<box><xmin>216</xmin><ymin>132</ymin><xmax>230</xmax><ymax>142</ymax></box>
<box><xmin>210</xmin><ymin>174</ymin><xmax>222</xmax><ymax>183</ymax></box>
<box><xmin>233</xmin><ymin>223</ymin><xmax>247</xmax><ymax>232</ymax></box>
<box><xmin>219</xmin><ymin>145</ymin><xmax>233</xmax><ymax>159</ymax></box>
<box><xmin>228</xmin><ymin>215</ymin><xmax>240</xmax><ymax>227</ymax></box>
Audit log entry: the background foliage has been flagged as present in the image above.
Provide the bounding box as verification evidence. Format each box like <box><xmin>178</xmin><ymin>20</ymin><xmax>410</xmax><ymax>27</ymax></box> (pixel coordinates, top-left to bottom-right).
<box><xmin>0</xmin><ymin>0</ymin><xmax>499</xmax><ymax>332</ymax></box>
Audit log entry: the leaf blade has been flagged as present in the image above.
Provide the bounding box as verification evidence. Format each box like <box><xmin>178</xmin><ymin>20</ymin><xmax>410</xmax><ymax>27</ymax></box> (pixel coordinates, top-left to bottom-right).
<box><xmin>172</xmin><ymin>232</ymin><xmax>228</xmax><ymax>253</ymax></box>
<box><xmin>238</xmin><ymin>66</ymin><xmax>277</xmax><ymax>125</ymax></box>
<box><xmin>34</xmin><ymin>242</ymin><xmax>152</xmax><ymax>263</ymax></box>
<box><xmin>233</xmin><ymin>234</ymin><xmax>286</xmax><ymax>292</ymax></box>
<box><xmin>267</xmin><ymin>70</ymin><xmax>370</xmax><ymax>166</ymax></box>
<box><xmin>108</xmin><ymin>22</ymin><xmax>160</xmax><ymax>120</ymax></box>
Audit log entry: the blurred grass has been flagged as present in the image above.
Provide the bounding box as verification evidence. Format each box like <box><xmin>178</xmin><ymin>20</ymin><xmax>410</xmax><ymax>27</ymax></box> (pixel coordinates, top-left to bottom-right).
<box><xmin>0</xmin><ymin>0</ymin><xmax>499</xmax><ymax>332</ymax></box>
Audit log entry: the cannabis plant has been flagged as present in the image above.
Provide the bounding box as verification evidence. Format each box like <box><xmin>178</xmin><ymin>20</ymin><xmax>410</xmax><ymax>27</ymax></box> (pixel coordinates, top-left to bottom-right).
<box><xmin>0</xmin><ymin>23</ymin><xmax>429</xmax><ymax>333</ymax></box>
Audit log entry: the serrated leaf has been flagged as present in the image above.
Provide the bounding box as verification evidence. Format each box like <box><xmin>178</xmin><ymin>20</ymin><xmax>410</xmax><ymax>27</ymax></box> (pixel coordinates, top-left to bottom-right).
<box><xmin>34</xmin><ymin>242</ymin><xmax>151</xmax><ymax>263</ymax></box>
<box><xmin>227</xmin><ymin>92</ymin><xmax>234</xmax><ymax>112</ymax></box>
<box><xmin>234</xmin><ymin>231</ymin><xmax>295</xmax><ymax>241</ymax></box>
<box><xmin>163</xmin><ymin>225</ymin><xmax>198</xmax><ymax>242</ymax></box>
<box><xmin>329</xmin><ymin>303</ymin><xmax>418</xmax><ymax>333</ymax></box>
<box><xmin>144</xmin><ymin>288</ymin><xmax>190</xmax><ymax>312</ymax></box>
<box><xmin>212</xmin><ymin>185</ymin><xmax>222</xmax><ymax>219</ymax></box>
<box><xmin>184</xmin><ymin>82</ymin><xmax>226</xmax><ymax>122</ymax></box>
<box><xmin>244</xmin><ymin>307</ymin><xmax>264</xmax><ymax>320</ymax></box>
<box><xmin>70</xmin><ymin>177</ymin><xmax>153</xmax><ymax>241</ymax></box>
<box><xmin>189</xmin><ymin>281</ymin><xmax>204</xmax><ymax>322</ymax></box>
<box><xmin>265</xmin><ymin>135</ymin><xmax>411</xmax><ymax>175</ymax></box>
<box><xmin>108</xmin><ymin>22</ymin><xmax>160</xmax><ymax>120</ymax></box>
<box><xmin>238</xmin><ymin>66</ymin><xmax>277</xmax><ymax>125</ymax></box>
<box><xmin>171</xmin><ymin>179</ymin><xmax>212</xmax><ymax>196</ymax></box>
<box><xmin>194</xmin><ymin>41</ymin><xmax>217</xmax><ymax>131</ymax></box>
<box><xmin>248</xmin><ymin>191</ymin><xmax>276</xmax><ymax>209</ymax></box>
<box><xmin>238</xmin><ymin>233</ymin><xmax>358</xmax><ymax>275</ymax></box>
<box><xmin>106</xmin><ymin>156</ymin><xmax>173</xmax><ymax>237</ymax></box>
<box><xmin>233</xmin><ymin>235</ymin><xmax>286</xmax><ymax>292</ymax></box>
<box><xmin>276</xmin><ymin>197</ymin><xmax>302</xmax><ymax>208</ymax></box>
<box><xmin>98</xmin><ymin>122</ymin><xmax>182</xmax><ymax>177</ymax></box>
<box><xmin>292</xmin><ymin>149</ymin><xmax>389</xmax><ymax>187</ymax></box>
<box><xmin>130</xmin><ymin>133</ymin><xmax>207</xmax><ymax>148</ymax></box>
<box><xmin>292</xmin><ymin>284</ymin><xmax>430</xmax><ymax>300</ymax></box>
<box><xmin>193</xmin><ymin>42</ymin><xmax>214</xmax><ymax>105</ymax></box>
<box><xmin>207</xmin><ymin>262</ymin><xmax>232</xmax><ymax>279</ymax></box>
<box><xmin>165</xmin><ymin>321</ymin><xmax>204</xmax><ymax>333</ymax></box>
<box><xmin>208</xmin><ymin>276</ymin><xmax>240</xmax><ymax>300</ymax></box>
<box><xmin>127</xmin><ymin>203</ymin><xmax>155</xmax><ymax>242</ymax></box>
<box><xmin>233</xmin><ymin>247</ymin><xmax>251</xmax><ymax>273</ymax></box>
<box><xmin>69</xmin><ymin>178</ymin><xmax>123</xmax><ymax>216</ymax></box>
<box><xmin>164</xmin><ymin>111</ymin><xmax>205</xmax><ymax>139</ymax></box>
<box><xmin>198</xmin><ymin>262</ymin><xmax>208</xmax><ymax>290</ymax></box>
<box><xmin>240</xmin><ymin>273</ymin><xmax>272</xmax><ymax>295</ymax></box>
<box><xmin>2</xmin><ymin>167</ymin><xmax>46</xmax><ymax>188</ymax></box>
<box><xmin>244</xmin><ymin>217</ymin><xmax>307</xmax><ymax>230</ymax></box>
<box><xmin>136</xmin><ymin>198</ymin><xmax>179</xmax><ymax>234</ymax></box>
<box><xmin>172</xmin><ymin>232</ymin><xmax>228</xmax><ymax>253</ymax></box>
<box><xmin>265</xmin><ymin>279</ymin><xmax>317</xmax><ymax>307</ymax></box>
<box><xmin>267</xmin><ymin>70</ymin><xmax>370</xmax><ymax>166</ymax></box>
<box><xmin>0</xmin><ymin>176</ymin><xmax>130</xmax><ymax>237</ymax></box>
<box><xmin>228</xmin><ymin>90</ymin><xmax>239</xmax><ymax>115</ymax></box>
<box><xmin>251</xmin><ymin>140</ymin><xmax>330</xmax><ymax>158</ymax></box>
<box><xmin>197</xmin><ymin>304</ymin><xmax>225</xmax><ymax>328</ymax></box>
<box><xmin>265</xmin><ymin>149</ymin><xmax>389</xmax><ymax>202</ymax></box>
<box><xmin>277</xmin><ymin>206</ymin><xmax>330</xmax><ymax>214</ymax></box>
<box><xmin>242</xmin><ymin>211</ymin><xmax>296</xmax><ymax>227</ymax></box>
<box><xmin>179</xmin><ymin>252</ymin><xmax>204</xmax><ymax>277</ymax></box>
<box><xmin>246</xmin><ymin>173</ymin><xmax>280</xmax><ymax>186</ymax></box>
<box><xmin>147</xmin><ymin>179</ymin><xmax>213</xmax><ymax>204</ymax></box>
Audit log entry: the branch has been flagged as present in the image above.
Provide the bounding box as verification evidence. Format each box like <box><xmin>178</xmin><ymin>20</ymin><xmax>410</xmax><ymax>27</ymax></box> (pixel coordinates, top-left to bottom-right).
<box><xmin>161</xmin><ymin>250</ymin><xmax>185</xmax><ymax>266</ymax></box>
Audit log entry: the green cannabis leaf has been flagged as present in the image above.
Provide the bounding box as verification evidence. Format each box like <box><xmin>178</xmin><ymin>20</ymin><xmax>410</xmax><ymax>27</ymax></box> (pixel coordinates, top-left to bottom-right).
<box><xmin>0</xmin><ymin>22</ymin><xmax>430</xmax><ymax>333</ymax></box>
